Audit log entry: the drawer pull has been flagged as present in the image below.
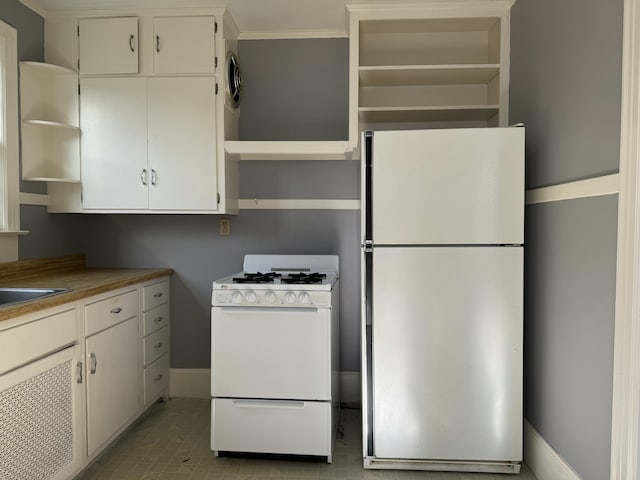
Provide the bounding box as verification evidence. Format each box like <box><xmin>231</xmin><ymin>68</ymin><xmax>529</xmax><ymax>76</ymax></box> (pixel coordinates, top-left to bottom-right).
<box><xmin>110</xmin><ymin>307</ymin><xmax>123</xmax><ymax>314</ymax></box>
<box><xmin>154</xmin><ymin>374</ymin><xmax>164</xmax><ymax>382</ymax></box>
<box><xmin>154</xmin><ymin>316</ymin><xmax>164</xmax><ymax>324</ymax></box>
<box><xmin>153</xmin><ymin>292</ymin><xmax>164</xmax><ymax>298</ymax></box>
<box><xmin>154</xmin><ymin>342</ymin><xmax>164</xmax><ymax>349</ymax></box>
<box><xmin>89</xmin><ymin>353</ymin><xmax>97</xmax><ymax>374</ymax></box>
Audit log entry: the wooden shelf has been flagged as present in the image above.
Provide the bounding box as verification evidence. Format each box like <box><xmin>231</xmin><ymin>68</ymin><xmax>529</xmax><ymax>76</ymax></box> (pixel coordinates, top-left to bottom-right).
<box><xmin>359</xmin><ymin>64</ymin><xmax>500</xmax><ymax>87</ymax></box>
<box><xmin>225</xmin><ymin>141</ymin><xmax>354</xmax><ymax>160</ymax></box>
<box><xmin>20</xmin><ymin>61</ymin><xmax>77</xmax><ymax>76</ymax></box>
<box><xmin>359</xmin><ymin>105</ymin><xmax>500</xmax><ymax>123</ymax></box>
<box><xmin>23</xmin><ymin>176</ymin><xmax>81</xmax><ymax>184</ymax></box>
<box><xmin>23</xmin><ymin>119</ymin><xmax>79</xmax><ymax>130</ymax></box>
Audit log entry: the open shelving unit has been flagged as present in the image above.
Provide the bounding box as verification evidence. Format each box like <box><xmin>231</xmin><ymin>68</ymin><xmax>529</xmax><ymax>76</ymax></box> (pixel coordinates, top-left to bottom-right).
<box><xmin>348</xmin><ymin>3</ymin><xmax>514</xmax><ymax>148</ymax></box>
<box><xmin>19</xmin><ymin>61</ymin><xmax>80</xmax><ymax>183</ymax></box>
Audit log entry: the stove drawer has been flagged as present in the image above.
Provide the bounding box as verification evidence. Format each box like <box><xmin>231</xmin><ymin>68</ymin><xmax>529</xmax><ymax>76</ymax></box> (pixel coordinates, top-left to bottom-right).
<box><xmin>211</xmin><ymin>398</ymin><xmax>330</xmax><ymax>457</ymax></box>
<box><xmin>211</xmin><ymin>306</ymin><xmax>331</xmax><ymax>400</ymax></box>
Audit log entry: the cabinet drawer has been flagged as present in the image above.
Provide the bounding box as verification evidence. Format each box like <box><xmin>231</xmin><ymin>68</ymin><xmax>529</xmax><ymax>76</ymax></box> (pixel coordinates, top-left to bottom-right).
<box><xmin>143</xmin><ymin>303</ymin><xmax>170</xmax><ymax>336</ymax></box>
<box><xmin>143</xmin><ymin>280</ymin><xmax>169</xmax><ymax>311</ymax></box>
<box><xmin>0</xmin><ymin>308</ymin><xmax>77</xmax><ymax>375</ymax></box>
<box><xmin>144</xmin><ymin>325</ymin><xmax>169</xmax><ymax>366</ymax></box>
<box><xmin>85</xmin><ymin>290</ymin><xmax>138</xmax><ymax>337</ymax></box>
<box><xmin>144</xmin><ymin>353</ymin><xmax>169</xmax><ymax>404</ymax></box>
<box><xmin>212</xmin><ymin>398</ymin><xmax>330</xmax><ymax>456</ymax></box>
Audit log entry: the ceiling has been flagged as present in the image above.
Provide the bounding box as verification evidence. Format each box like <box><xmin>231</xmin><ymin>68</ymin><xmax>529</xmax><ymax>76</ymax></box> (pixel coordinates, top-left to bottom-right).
<box><xmin>18</xmin><ymin>0</ymin><xmax>435</xmax><ymax>37</ymax></box>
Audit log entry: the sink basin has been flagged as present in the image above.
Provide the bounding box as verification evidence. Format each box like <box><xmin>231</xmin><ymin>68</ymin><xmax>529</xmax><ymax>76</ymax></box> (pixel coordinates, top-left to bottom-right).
<box><xmin>0</xmin><ymin>288</ymin><xmax>71</xmax><ymax>307</ymax></box>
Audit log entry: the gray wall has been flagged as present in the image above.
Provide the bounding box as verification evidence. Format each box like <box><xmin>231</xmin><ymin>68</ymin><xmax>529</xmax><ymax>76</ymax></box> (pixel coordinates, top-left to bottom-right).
<box><xmin>0</xmin><ymin>1</ymin><xmax>84</xmax><ymax>258</ymax></box>
<box><xmin>510</xmin><ymin>0</ymin><xmax>623</xmax><ymax>478</ymax></box>
<box><xmin>82</xmin><ymin>38</ymin><xmax>361</xmax><ymax>371</ymax></box>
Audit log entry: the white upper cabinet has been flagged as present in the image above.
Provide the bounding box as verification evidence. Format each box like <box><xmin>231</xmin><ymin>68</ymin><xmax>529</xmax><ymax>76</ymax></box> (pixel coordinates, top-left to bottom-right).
<box><xmin>148</xmin><ymin>77</ymin><xmax>218</xmax><ymax>210</ymax></box>
<box><xmin>80</xmin><ymin>77</ymin><xmax>148</xmax><ymax>210</ymax></box>
<box><xmin>78</xmin><ymin>17</ymin><xmax>139</xmax><ymax>74</ymax></box>
<box><xmin>153</xmin><ymin>16</ymin><xmax>216</xmax><ymax>74</ymax></box>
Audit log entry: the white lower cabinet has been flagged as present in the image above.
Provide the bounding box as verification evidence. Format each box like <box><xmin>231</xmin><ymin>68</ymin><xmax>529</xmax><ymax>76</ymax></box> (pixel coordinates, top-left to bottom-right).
<box><xmin>85</xmin><ymin>315</ymin><xmax>140</xmax><ymax>456</ymax></box>
<box><xmin>0</xmin><ymin>308</ymin><xmax>84</xmax><ymax>480</ymax></box>
<box><xmin>0</xmin><ymin>276</ymin><xmax>171</xmax><ymax>479</ymax></box>
<box><xmin>142</xmin><ymin>279</ymin><xmax>171</xmax><ymax>406</ymax></box>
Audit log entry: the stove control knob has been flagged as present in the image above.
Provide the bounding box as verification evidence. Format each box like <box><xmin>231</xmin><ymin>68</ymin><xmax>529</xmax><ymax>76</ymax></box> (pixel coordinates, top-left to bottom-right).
<box><xmin>265</xmin><ymin>291</ymin><xmax>277</xmax><ymax>304</ymax></box>
<box><xmin>231</xmin><ymin>292</ymin><xmax>244</xmax><ymax>304</ymax></box>
<box><xmin>245</xmin><ymin>291</ymin><xmax>257</xmax><ymax>304</ymax></box>
<box><xmin>299</xmin><ymin>292</ymin><xmax>311</xmax><ymax>305</ymax></box>
<box><xmin>284</xmin><ymin>292</ymin><xmax>297</xmax><ymax>304</ymax></box>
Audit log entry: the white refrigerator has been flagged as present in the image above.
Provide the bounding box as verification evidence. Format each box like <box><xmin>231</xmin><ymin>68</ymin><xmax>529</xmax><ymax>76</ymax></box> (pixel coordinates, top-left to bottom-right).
<box><xmin>361</xmin><ymin>127</ymin><xmax>524</xmax><ymax>474</ymax></box>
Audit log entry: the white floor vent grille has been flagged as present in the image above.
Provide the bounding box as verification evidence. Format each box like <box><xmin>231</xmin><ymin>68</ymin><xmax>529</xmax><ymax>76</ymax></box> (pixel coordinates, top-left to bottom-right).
<box><xmin>0</xmin><ymin>360</ymin><xmax>74</xmax><ymax>480</ymax></box>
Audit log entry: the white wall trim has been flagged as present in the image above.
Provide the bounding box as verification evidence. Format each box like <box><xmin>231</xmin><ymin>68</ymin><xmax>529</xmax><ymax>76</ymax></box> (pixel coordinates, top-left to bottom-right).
<box><xmin>525</xmin><ymin>174</ymin><xmax>619</xmax><ymax>205</ymax></box>
<box><xmin>19</xmin><ymin>192</ymin><xmax>49</xmax><ymax>206</ymax></box>
<box><xmin>239</xmin><ymin>199</ymin><xmax>360</xmax><ymax>210</ymax></box>
<box><xmin>611</xmin><ymin>0</ymin><xmax>640</xmax><ymax>478</ymax></box>
<box><xmin>524</xmin><ymin>420</ymin><xmax>582</xmax><ymax>480</ymax></box>
<box><xmin>169</xmin><ymin>368</ymin><xmax>361</xmax><ymax>404</ymax></box>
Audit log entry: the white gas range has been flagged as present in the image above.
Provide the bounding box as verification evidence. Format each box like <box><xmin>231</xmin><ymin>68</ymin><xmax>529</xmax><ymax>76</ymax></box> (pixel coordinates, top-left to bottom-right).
<box><xmin>210</xmin><ymin>254</ymin><xmax>340</xmax><ymax>462</ymax></box>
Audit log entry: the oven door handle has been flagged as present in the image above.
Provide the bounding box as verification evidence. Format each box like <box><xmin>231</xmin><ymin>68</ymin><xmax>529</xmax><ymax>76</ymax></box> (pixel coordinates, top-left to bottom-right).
<box><xmin>215</xmin><ymin>306</ymin><xmax>320</xmax><ymax>314</ymax></box>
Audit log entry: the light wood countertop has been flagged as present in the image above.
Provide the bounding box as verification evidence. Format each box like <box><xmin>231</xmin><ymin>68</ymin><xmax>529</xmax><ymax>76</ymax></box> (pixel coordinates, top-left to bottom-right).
<box><xmin>0</xmin><ymin>255</ymin><xmax>173</xmax><ymax>322</ymax></box>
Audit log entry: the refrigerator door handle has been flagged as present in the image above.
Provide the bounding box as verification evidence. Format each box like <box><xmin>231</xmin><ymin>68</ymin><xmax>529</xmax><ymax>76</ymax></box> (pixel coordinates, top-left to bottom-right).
<box><xmin>364</xmin><ymin>130</ymin><xmax>374</xmax><ymax>243</ymax></box>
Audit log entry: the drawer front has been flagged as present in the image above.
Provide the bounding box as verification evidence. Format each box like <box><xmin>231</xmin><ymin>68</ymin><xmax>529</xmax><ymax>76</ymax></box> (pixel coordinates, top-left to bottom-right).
<box><xmin>143</xmin><ymin>303</ymin><xmax>170</xmax><ymax>336</ymax></box>
<box><xmin>0</xmin><ymin>308</ymin><xmax>77</xmax><ymax>375</ymax></box>
<box><xmin>85</xmin><ymin>290</ymin><xmax>138</xmax><ymax>336</ymax></box>
<box><xmin>144</xmin><ymin>353</ymin><xmax>169</xmax><ymax>404</ymax></box>
<box><xmin>212</xmin><ymin>398</ymin><xmax>330</xmax><ymax>456</ymax></box>
<box><xmin>143</xmin><ymin>280</ymin><xmax>169</xmax><ymax>312</ymax></box>
<box><xmin>144</xmin><ymin>325</ymin><xmax>170</xmax><ymax>366</ymax></box>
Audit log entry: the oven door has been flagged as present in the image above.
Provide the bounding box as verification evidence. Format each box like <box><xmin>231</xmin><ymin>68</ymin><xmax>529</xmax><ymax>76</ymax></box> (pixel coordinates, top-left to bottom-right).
<box><xmin>211</xmin><ymin>305</ymin><xmax>331</xmax><ymax>400</ymax></box>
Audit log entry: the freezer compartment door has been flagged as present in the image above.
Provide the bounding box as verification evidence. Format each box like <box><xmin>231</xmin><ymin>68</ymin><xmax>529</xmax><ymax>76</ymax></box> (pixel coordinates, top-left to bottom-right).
<box><xmin>370</xmin><ymin>128</ymin><xmax>524</xmax><ymax>245</ymax></box>
<box><xmin>371</xmin><ymin>246</ymin><xmax>523</xmax><ymax>461</ymax></box>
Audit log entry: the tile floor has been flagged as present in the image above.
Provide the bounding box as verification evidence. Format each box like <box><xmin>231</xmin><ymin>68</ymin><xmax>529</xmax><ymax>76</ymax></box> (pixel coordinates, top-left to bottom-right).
<box><xmin>76</xmin><ymin>398</ymin><xmax>538</xmax><ymax>480</ymax></box>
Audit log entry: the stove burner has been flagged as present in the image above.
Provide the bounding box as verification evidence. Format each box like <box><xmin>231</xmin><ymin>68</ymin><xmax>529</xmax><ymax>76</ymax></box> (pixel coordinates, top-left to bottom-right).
<box><xmin>232</xmin><ymin>272</ymin><xmax>281</xmax><ymax>284</ymax></box>
<box><xmin>281</xmin><ymin>272</ymin><xmax>327</xmax><ymax>284</ymax></box>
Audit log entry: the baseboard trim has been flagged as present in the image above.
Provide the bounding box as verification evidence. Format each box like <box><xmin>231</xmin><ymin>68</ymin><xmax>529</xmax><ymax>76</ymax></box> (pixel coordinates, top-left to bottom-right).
<box><xmin>524</xmin><ymin>419</ymin><xmax>582</xmax><ymax>480</ymax></box>
<box><xmin>169</xmin><ymin>368</ymin><xmax>362</xmax><ymax>404</ymax></box>
<box><xmin>169</xmin><ymin>368</ymin><xmax>211</xmax><ymax>399</ymax></box>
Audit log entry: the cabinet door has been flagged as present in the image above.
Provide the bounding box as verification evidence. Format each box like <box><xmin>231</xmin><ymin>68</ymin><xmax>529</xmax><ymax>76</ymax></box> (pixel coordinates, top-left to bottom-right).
<box><xmin>153</xmin><ymin>16</ymin><xmax>216</xmax><ymax>74</ymax></box>
<box><xmin>85</xmin><ymin>316</ymin><xmax>139</xmax><ymax>456</ymax></box>
<box><xmin>79</xmin><ymin>17</ymin><xmax>139</xmax><ymax>74</ymax></box>
<box><xmin>148</xmin><ymin>77</ymin><xmax>218</xmax><ymax>210</ymax></box>
<box><xmin>81</xmin><ymin>77</ymin><xmax>148</xmax><ymax>210</ymax></box>
<box><xmin>0</xmin><ymin>346</ymin><xmax>84</xmax><ymax>480</ymax></box>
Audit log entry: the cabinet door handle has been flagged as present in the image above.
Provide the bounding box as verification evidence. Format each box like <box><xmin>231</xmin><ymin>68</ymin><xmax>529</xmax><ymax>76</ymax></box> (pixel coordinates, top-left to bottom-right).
<box><xmin>151</xmin><ymin>169</ymin><xmax>157</xmax><ymax>186</ymax></box>
<box><xmin>154</xmin><ymin>316</ymin><xmax>164</xmax><ymax>324</ymax></box>
<box><xmin>153</xmin><ymin>292</ymin><xmax>163</xmax><ymax>298</ymax></box>
<box><xmin>110</xmin><ymin>306</ymin><xmax>123</xmax><ymax>314</ymax></box>
<box><xmin>141</xmin><ymin>168</ymin><xmax>148</xmax><ymax>186</ymax></box>
<box><xmin>154</xmin><ymin>342</ymin><xmax>164</xmax><ymax>349</ymax></box>
<box><xmin>129</xmin><ymin>34</ymin><xmax>135</xmax><ymax>52</ymax></box>
<box><xmin>89</xmin><ymin>353</ymin><xmax>97</xmax><ymax>374</ymax></box>
<box><xmin>156</xmin><ymin>35</ymin><xmax>160</xmax><ymax>53</ymax></box>
<box><xmin>77</xmin><ymin>361</ymin><xmax>83</xmax><ymax>384</ymax></box>
<box><xmin>154</xmin><ymin>374</ymin><xmax>164</xmax><ymax>382</ymax></box>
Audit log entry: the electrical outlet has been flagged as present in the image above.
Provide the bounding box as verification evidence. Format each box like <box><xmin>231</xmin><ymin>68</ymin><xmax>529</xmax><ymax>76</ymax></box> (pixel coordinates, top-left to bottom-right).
<box><xmin>219</xmin><ymin>219</ymin><xmax>231</xmax><ymax>236</ymax></box>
